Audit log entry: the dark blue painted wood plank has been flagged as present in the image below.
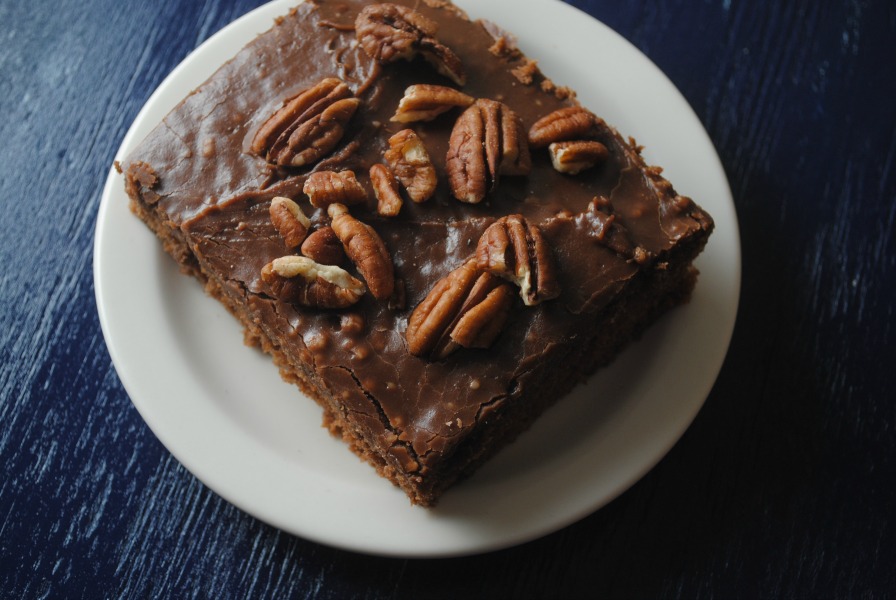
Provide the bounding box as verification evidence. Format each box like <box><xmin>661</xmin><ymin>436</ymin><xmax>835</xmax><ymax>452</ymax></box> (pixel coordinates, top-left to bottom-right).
<box><xmin>1</xmin><ymin>0</ymin><xmax>894</xmax><ymax>597</ymax></box>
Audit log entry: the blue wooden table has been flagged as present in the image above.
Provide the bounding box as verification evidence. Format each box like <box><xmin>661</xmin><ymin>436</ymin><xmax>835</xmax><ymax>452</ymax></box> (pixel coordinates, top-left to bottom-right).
<box><xmin>2</xmin><ymin>0</ymin><xmax>894</xmax><ymax>596</ymax></box>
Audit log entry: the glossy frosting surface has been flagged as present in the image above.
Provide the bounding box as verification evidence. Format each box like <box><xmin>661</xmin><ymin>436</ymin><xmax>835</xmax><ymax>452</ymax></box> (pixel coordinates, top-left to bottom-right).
<box><xmin>124</xmin><ymin>0</ymin><xmax>711</xmax><ymax>472</ymax></box>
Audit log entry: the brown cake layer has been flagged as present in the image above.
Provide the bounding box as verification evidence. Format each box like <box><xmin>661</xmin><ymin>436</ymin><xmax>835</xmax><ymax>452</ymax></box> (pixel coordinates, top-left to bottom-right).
<box><xmin>119</xmin><ymin>0</ymin><xmax>713</xmax><ymax>505</ymax></box>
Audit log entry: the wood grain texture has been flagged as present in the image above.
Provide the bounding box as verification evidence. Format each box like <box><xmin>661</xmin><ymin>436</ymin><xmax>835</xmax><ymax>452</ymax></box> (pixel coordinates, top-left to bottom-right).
<box><xmin>1</xmin><ymin>0</ymin><xmax>893</xmax><ymax>597</ymax></box>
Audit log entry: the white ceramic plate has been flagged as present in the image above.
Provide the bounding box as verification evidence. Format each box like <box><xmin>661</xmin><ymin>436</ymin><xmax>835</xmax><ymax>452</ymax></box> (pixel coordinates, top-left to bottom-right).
<box><xmin>95</xmin><ymin>0</ymin><xmax>740</xmax><ymax>557</ymax></box>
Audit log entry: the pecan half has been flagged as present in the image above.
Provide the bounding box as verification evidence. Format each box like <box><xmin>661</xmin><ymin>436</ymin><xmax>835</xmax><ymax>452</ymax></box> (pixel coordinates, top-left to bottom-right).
<box><xmin>251</xmin><ymin>78</ymin><xmax>360</xmax><ymax>167</ymax></box>
<box><xmin>355</xmin><ymin>3</ymin><xmax>466</xmax><ymax>85</ymax></box>
<box><xmin>406</xmin><ymin>260</ymin><xmax>514</xmax><ymax>359</ymax></box>
<box><xmin>549</xmin><ymin>140</ymin><xmax>609</xmax><ymax>174</ymax></box>
<box><xmin>475</xmin><ymin>214</ymin><xmax>560</xmax><ymax>306</ymax></box>
<box><xmin>269</xmin><ymin>197</ymin><xmax>310</xmax><ymax>249</ymax></box>
<box><xmin>446</xmin><ymin>99</ymin><xmax>531</xmax><ymax>203</ymax></box>
<box><xmin>261</xmin><ymin>255</ymin><xmax>365</xmax><ymax>309</ymax></box>
<box><xmin>392</xmin><ymin>84</ymin><xmax>474</xmax><ymax>123</ymax></box>
<box><xmin>369</xmin><ymin>164</ymin><xmax>403</xmax><ymax>217</ymax></box>
<box><xmin>304</xmin><ymin>170</ymin><xmax>368</xmax><ymax>208</ymax></box>
<box><xmin>384</xmin><ymin>129</ymin><xmax>437</xmax><ymax>203</ymax></box>
<box><xmin>528</xmin><ymin>106</ymin><xmax>600</xmax><ymax>148</ymax></box>
<box><xmin>328</xmin><ymin>203</ymin><xmax>395</xmax><ymax>300</ymax></box>
<box><xmin>301</xmin><ymin>226</ymin><xmax>345</xmax><ymax>266</ymax></box>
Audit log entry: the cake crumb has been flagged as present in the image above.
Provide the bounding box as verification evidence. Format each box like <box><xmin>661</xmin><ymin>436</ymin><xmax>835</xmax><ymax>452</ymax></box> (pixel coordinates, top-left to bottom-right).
<box><xmin>554</xmin><ymin>85</ymin><xmax>575</xmax><ymax>100</ymax></box>
<box><xmin>511</xmin><ymin>59</ymin><xmax>539</xmax><ymax>85</ymax></box>
<box><xmin>481</xmin><ymin>20</ymin><xmax>521</xmax><ymax>59</ymax></box>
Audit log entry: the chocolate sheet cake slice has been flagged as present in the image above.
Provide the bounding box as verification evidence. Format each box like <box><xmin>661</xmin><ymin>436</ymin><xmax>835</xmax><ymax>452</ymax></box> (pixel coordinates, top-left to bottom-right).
<box><xmin>119</xmin><ymin>0</ymin><xmax>713</xmax><ymax>506</ymax></box>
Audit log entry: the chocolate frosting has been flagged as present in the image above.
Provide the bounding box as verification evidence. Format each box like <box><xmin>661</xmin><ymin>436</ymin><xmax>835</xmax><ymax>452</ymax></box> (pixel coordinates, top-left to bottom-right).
<box><xmin>124</xmin><ymin>0</ymin><xmax>712</xmax><ymax>477</ymax></box>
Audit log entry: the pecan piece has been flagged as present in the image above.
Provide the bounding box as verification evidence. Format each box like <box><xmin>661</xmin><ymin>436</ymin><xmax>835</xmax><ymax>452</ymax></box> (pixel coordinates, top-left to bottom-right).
<box><xmin>575</xmin><ymin>197</ymin><xmax>647</xmax><ymax>262</ymax></box>
<box><xmin>446</xmin><ymin>99</ymin><xmax>531</xmax><ymax>203</ymax></box>
<box><xmin>369</xmin><ymin>164</ymin><xmax>403</xmax><ymax>217</ymax></box>
<box><xmin>418</xmin><ymin>37</ymin><xmax>467</xmax><ymax>87</ymax></box>
<box><xmin>392</xmin><ymin>84</ymin><xmax>474</xmax><ymax>123</ymax></box>
<box><xmin>328</xmin><ymin>203</ymin><xmax>395</xmax><ymax>300</ymax></box>
<box><xmin>406</xmin><ymin>261</ymin><xmax>515</xmax><ymax>359</ymax></box>
<box><xmin>446</xmin><ymin>103</ymin><xmax>487</xmax><ymax>204</ymax></box>
<box><xmin>269</xmin><ymin>197</ymin><xmax>310</xmax><ymax>249</ymax></box>
<box><xmin>261</xmin><ymin>255</ymin><xmax>365</xmax><ymax>309</ymax></box>
<box><xmin>475</xmin><ymin>214</ymin><xmax>560</xmax><ymax>306</ymax></box>
<box><xmin>301</xmin><ymin>226</ymin><xmax>345</xmax><ymax>266</ymax></box>
<box><xmin>355</xmin><ymin>3</ymin><xmax>466</xmax><ymax>85</ymax></box>
<box><xmin>528</xmin><ymin>106</ymin><xmax>600</xmax><ymax>148</ymax></box>
<box><xmin>549</xmin><ymin>140</ymin><xmax>609</xmax><ymax>174</ymax></box>
<box><xmin>251</xmin><ymin>78</ymin><xmax>360</xmax><ymax>167</ymax></box>
<box><xmin>304</xmin><ymin>170</ymin><xmax>368</xmax><ymax>208</ymax></box>
<box><xmin>384</xmin><ymin>129</ymin><xmax>437</xmax><ymax>203</ymax></box>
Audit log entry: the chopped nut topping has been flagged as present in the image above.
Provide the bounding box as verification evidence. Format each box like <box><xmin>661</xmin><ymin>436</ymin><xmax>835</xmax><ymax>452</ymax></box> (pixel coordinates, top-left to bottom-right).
<box><xmin>303</xmin><ymin>170</ymin><xmax>368</xmax><ymax>208</ymax></box>
<box><xmin>355</xmin><ymin>3</ymin><xmax>466</xmax><ymax>85</ymax></box>
<box><xmin>261</xmin><ymin>255</ymin><xmax>365</xmax><ymax>308</ymax></box>
<box><xmin>328</xmin><ymin>203</ymin><xmax>395</xmax><ymax>301</ymax></box>
<box><xmin>269</xmin><ymin>197</ymin><xmax>310</xmax><ymax>249</ymax></box>
<box><xmin>384</xmin><ymin>129</ymin><xmax>437</xmax><ymax>203</ymax></box>
<box><xmin>446</xmin><ymin>99</ymin><xmax>531</xmax><ymax>203</ymax></box>
<box><xmin>251</xmin><ymin>78</ymin><xmax>360</xmax><ymax>167</ymax></box>
<box><xmin>369</xmin><ymin>164</ymin><xmax>403</xmax><ymax>217</ymax></box>
<box><xmin>475</xmin><ymin>214</ymin><xmax>561</xmax><ymax>306</ymax></box>
<box><xmin>406</xmin><ymin>260</ymin><xmax>515</xmax><ymax>359</ymax></box>
<box><xmin>392</xmin><ymin>84</ymin><xmax>474</xmax><ymax>123</ymax></box>
<box><xmin>527</xmin><ymin>106</ymin><xmax>600</xmax><ymax>148</ymax></box>
<box><xmin>548</xmin><ymin>140</ymin><xmax>609</xmax><ymax>174</ymax></box>
<box><xmin>300</xmin><ymin>226</ymin><xmax>345</xmax><ymax>266</ymax></box>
